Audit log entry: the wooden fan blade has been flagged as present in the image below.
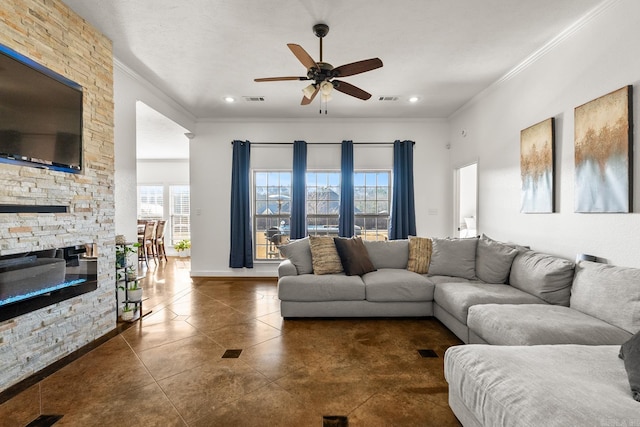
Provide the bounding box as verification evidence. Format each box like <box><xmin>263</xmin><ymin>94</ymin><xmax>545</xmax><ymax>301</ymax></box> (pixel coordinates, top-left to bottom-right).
<box><xmin>301</xmin><ymin>86</ymin><xmax>319</xmax><ymax>105</ymax></box>
<box><xmin>333</xmin><ymin>80</ymin><xmax>372</xmax><ymax>100</ymax></box>
<box><xmin>333</xmin><ymin>58</ymin><xmax>383</xmax><ymax>77</ymax></box>
<box><xmin>254</xmin><ymin>76</ymin><xmax>308</xmax><ymax>82</ymax></box>
<box><xmin>288</xmin><ymin>43</ymin><xmax>318</xmax><ymax>70</ymax></box>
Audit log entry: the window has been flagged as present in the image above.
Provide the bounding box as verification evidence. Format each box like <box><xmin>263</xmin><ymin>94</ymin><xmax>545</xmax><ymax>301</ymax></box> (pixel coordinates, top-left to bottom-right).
<box><xmin>137</xmin><ymin>185</ymin><xmax>191</xmax><ymax>246</ymax></box>
<box><xmin>170</xmin><ymin>185</ymin><xmax>190</xmax><ymax>245</ymax></box>
<box><xmin>254</xmin><ymin>171</ymin><xmax>291</xmax><ymax>260</ymax></box>
<box><xmin>306</xmin><ymin>171</ymin><xmax>341</xmax><ymax>236</ymax></box>
<box><xmin>137</xmin><ymin>186</ymin><xmax>163</xmax><ymax>220</ymax></box>
<box><xmin>251</xmin><ymin>169</ymin><xmax>391</xmax><ymax>261</ymax></box>
<box><xmin>355</xmin><ymin>171</ymin><xmax>390</xmax><ymax>241</ymax></box>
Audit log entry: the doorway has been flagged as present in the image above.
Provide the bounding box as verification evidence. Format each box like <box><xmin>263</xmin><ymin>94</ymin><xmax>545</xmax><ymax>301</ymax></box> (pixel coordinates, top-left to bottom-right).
<box><xmin>454</xmin><ymin>162</ymin><xmax>478</xmax><ymax>238</ymax></box>
<box><xmin>136</xmin><ymin>101</ymin><xmax>191</xmax><ymax>255</ymax></box>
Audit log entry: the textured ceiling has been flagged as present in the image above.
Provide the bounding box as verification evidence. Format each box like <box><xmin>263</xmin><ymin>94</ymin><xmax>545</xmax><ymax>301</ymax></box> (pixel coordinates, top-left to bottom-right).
<box><xmin>63</xmin><ymin>0</ymin><xmax>604</xmax><ymax>120</ymax></box>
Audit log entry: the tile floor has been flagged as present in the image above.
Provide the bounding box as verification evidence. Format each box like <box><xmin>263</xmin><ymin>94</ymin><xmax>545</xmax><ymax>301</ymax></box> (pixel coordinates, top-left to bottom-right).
<box><xmin>0</xmin><ymin>258</ymin><xmax>463</xmax><ymax>426</ymax></box>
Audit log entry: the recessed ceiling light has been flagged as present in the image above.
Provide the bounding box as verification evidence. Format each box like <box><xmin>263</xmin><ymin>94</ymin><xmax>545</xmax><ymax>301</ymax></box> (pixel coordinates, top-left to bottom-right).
<box><xmin>224</xmin><ymin>96</ymin><xmax>235</xmax><ymax>103</ymax></box>
<box><xmin>408</xmin><ymin>96</ymin><xmax>420</xmax><ymax>103</ymax></box>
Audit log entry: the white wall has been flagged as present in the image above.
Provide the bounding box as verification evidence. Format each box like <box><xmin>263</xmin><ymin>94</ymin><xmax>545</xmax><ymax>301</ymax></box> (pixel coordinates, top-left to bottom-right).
<box><xmin>449</xmin><ymin>0</ymin><xmax>640</xmax><ymax>267</ymax></box>
<box><xmin>190</xmin><ymin>119</ymin><xmax>450</xmax><ymax>276</ymax></box>
<box><xmin>114</xmin><ymin>62</ymin><xmax>195</xmax><ymax>242</ymax></box>
<box><xmin>138</xmin><ymin>159</ymin><xmax>189</xmax><ymax>185</ymax></box>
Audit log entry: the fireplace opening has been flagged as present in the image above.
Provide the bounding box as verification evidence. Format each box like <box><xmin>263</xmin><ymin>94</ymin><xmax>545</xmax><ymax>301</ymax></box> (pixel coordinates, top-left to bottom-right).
<box><xmin>0</xmin><ymin>245</ymin><xmax>98</xmax><ymax>322</ymax></box>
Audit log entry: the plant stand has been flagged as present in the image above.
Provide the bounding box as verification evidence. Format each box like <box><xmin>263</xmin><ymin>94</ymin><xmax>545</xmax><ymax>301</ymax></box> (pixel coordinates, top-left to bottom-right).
<box><xmin>116</xmin><ymin>242</ymin><xmax>151</xmax><ymax>323</ymax></box>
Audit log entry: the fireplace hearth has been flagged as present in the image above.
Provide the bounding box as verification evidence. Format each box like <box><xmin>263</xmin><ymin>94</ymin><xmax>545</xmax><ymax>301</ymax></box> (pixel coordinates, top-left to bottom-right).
<box><xmin>0</xmin><ymin>246</ymin><xmax>97</xmax><ymax>322</ymax></box>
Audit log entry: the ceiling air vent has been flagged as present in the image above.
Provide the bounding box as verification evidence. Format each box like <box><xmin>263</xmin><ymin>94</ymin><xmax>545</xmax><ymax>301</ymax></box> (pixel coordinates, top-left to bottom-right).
<box><xmin>378</xmin><ymin>96</ymin><xmax>399</xmax><ymax>102</ymax></box>
<box><xmin>243</xmin><ymin>96</ymin><xmax>265</xmax><ymax>102</ymax></box>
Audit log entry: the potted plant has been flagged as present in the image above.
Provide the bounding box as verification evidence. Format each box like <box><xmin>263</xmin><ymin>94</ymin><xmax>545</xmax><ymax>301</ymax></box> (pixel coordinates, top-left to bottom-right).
<box><xmin>127</xmin><ymin>282</ymin><xmax>143</xmax><ymax>301</ymax></box>
<box><xmin>116</xmin><ymin>243</ymin><xmax>140</xmax><ymax>268</ymax></box>
<box><xmin>121</xmin><ymin>304</ymin><xmax>135</xmax><ymax>321</ymax></box>
<box><xmin>126</xmin><ymin>266</ymin><xmax>137</xmax><ymax>282</ymax></box>
<box><xmin>175</xmin><ymin>239</ymin><xmax>191</xmax><ymax>257</ymax></box>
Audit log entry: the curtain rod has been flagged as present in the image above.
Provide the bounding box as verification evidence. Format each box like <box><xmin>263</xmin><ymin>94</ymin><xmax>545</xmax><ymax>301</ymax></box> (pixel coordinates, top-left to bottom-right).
<box><xmin>250</xmin><ymin>142</ymin><xmax>393</xmax><ymax>146</ymax></box>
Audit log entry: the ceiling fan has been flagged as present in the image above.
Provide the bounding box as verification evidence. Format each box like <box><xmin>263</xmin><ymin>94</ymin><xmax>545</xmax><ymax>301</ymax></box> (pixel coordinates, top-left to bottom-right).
<box><xmin>254</xmin><ymin>24</ymin><xmax>383</xmax><ymax>108</ymax></box>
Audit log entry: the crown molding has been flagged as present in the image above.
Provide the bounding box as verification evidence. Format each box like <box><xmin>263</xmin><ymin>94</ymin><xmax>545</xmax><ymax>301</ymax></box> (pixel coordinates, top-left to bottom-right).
<box><xmin>113</xmin><ymin>57</ymin><xmax>197</xmax><ymax>123</ymax></box>
<box><xmin>196</xmin><ymin>117</ymin><xmax>447</xmax><ymax>124</ymax></box>
<box><xmin>450</xmin><ymin>0</ymin><xmax>621</xmax><ymax>119</ymax></box>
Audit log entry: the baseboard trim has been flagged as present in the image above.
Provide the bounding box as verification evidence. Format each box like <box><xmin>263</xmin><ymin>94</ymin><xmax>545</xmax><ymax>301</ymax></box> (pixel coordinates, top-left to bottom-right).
<box><xmin>0</xmin><ymin>322</ymin><xmax>134</xmax><ymax>405</ymax></box>
<box><xmin>193</xmin><ymin>276</ymin><xmax>277</xmax><ymax>283</ymax></box>
<box><xmin>190</xmin><ymin>270</ymin><xmax>278</xmax><ymax>278</ymax></box>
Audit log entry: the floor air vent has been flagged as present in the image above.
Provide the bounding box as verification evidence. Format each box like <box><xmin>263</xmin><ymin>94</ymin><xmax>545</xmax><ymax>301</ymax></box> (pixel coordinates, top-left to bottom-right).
<box><xmin>26</xmin><ymin>415</ymin><xmax>63</xmax><ymax>427</ymax></box>
<box><xmin>222</xmin><ymin>349</ymin><xmax>242</xmax><ymax>358</ymax></box>
<box><xmin>323</xmin><ymin>415</ymin><xmax>348</xmax><ymax>426</ymax></box>
<box><xmin>417</xmin><ymin>349</ymin><xmax>438</xmax><ymax>358</ymax></box>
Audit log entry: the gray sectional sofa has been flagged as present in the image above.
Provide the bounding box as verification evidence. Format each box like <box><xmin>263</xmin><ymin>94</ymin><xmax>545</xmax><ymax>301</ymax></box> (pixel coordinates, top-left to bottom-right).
<box><xmin>444</xmin><ymin>258</ymin><xmax>640</xmax><ymax>427</ymax></box>
<box><xmin>277</xmin><ymin>235</ymin><xmax>581</xmax><ymax>345</ymax></box>
<box><xmin>445</xmin><ymin>344</ymin><xmax>640</xmax><ymax>427</ymax></box>
<box><xmin>277</xmin><ymin>234</ymin><xmax>640</xmax><ymax>426</ymax></box>
<box><xmin>278</xmin><ymin>238</ymin><xmax>434</xmax><ymax>318</ymax></box>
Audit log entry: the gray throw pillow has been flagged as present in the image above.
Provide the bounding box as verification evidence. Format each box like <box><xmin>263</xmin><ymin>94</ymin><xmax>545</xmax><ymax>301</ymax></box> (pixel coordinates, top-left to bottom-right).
<box><xmin>362</xmin><ymin>239</ymin><xmax>409</xmax><ymax>269</ymax></box>
<box><xmin>428</xmin><ymin>237</ymin><xmax>478</xmax><ymax>280</ymax></box>
<box><xmin>509</xmin><ymin>251</ymin><xmax>574</xmax><ymax>306</ymax></box>
<box><xmin>570</xmin><ymin>261</ymin><xmax>640</xmax><ymax>333</ymax></box>
<box><xmin>619</xmin><ymin>331</ymin><xmax>640</xmax><ymax>402</ymax></box>
<box><xmin>278</xmin><ymin>237</ymin><xmax>313</xmax><ymax>275</ymax></box>
<box><xmin>475</xmin><ymin>234</ymin><xmax>518</xmax><ymax>283</ymax></box>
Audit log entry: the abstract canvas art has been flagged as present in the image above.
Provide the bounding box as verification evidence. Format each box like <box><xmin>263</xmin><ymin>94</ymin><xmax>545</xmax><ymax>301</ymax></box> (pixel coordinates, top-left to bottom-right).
<box><xmin>521</xmin><ymin>118</ymin><xmax>555</xmax><ymax>213</ymax></box>
<box><xmin>574</xmin><ymin>86</ymin><xmax>633</xmax><ymax>213</ymax></box>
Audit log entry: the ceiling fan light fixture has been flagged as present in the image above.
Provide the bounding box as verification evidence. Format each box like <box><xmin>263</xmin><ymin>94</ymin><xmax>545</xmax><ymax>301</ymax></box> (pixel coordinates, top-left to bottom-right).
<box><xmin>302</xmin><ymin>84</ymin><xmax>316</xmax><ymax>99</ymax></box>
<box><xmin>320</xmin><ymin>81</ymin><xmax>333</xmax><ymax>96</ymax></box>
<box><xmin>254</xmin><ymin>24</ymin><xmax>383</xmax><ymax>108</ymax></box>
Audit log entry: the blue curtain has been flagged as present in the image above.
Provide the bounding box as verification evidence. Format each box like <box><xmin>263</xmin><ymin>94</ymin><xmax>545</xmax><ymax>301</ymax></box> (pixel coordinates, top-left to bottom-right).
<box><xmin>290</xmin><ymin>140</ymin><xmax>307</xmax><ymax>239</ymax></box>
<box><xmin>229</xmin><ymin>140</ymin><xmax>253</xmax><ymax>268</ymax></box>
<box><xmin>339</xmin><ymin>140</ymin><xmax>355</xmax><ymax>237</ymax></box>
<box><xmin>389</xmin><ymin>140</ymin><xmax>416</xmax><ymax>240</ymax></box>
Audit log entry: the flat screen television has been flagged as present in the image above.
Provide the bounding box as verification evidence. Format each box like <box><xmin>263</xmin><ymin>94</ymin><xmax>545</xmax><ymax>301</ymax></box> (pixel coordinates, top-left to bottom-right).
<box><xmin>0</xmin><ymin>44</ymin><xmax>83</xmax><ymax>173</ymax></box>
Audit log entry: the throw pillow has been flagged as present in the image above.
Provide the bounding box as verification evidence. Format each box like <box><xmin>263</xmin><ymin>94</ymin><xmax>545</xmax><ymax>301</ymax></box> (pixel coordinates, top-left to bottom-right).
<box><xmin>510</xmin><ymin>250</ymin><xmax>575</xmax><ymax>306</ymax></box>
<box><xmin>309</xmin><ymin>235</ymin><xmax>343</xmax><ymax>275</ymax></box>
<box><xmin>475</xmin><ymin>234</ymin><xmax>518</xmax><ymax>283</ymax></box>
<box><xmin>428</xmin><ymin>237</ymin><xmax>478</xmax><ymax>280</ymax></box>
<box><xmin>570</xmin><ymin>261</ymin><xmax>640</xmax><ymax>333</ymax></box>
<box><xmin>278</xmin><ymin>237</ymin><xmax>313</xmax><ymax>275</ymax></box>
<box><xmin>619</xmin><ymin>331</ymin><xmax>640</xmax><ymax>402</ymax></box>
<box><xmin>362</xmin><ymin>239</ymin><xmax>409</xmax><ymax>269</ymax></box>
<box><xmin>407</xmin><ymin>236</ymin><xmax>432</xmax><ymax>274</ymax></box>
<box><xmin>333</xmin><ymin>237</ymin><xmax>376</xmax><ymax>276</ymax></box>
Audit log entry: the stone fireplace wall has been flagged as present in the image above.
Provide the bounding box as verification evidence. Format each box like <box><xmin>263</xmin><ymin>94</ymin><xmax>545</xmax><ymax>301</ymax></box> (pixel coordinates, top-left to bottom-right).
<box><xmin>0</xmin><ymin>0</ymin><xmax>114</xmax><ymax>391</ymax></box>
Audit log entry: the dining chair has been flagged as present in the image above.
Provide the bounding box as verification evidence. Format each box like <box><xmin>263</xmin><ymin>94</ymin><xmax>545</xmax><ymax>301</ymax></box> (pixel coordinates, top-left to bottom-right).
<box><xmin>154</xmin><ymin>220</ymin><xmax>167</xmax><ymax>261</ymax></box>
<box><xmin>138</xmin><ymin>220</ymin><xmax>157</xmax><ymax>268</ymax></box>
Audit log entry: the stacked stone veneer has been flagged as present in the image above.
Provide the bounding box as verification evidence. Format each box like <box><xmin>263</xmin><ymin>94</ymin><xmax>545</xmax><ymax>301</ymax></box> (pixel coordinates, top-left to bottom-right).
<box><xmin>0</xmin><ymin>0</ymin><xmax>114</xmax><ymax>392</ymax></box>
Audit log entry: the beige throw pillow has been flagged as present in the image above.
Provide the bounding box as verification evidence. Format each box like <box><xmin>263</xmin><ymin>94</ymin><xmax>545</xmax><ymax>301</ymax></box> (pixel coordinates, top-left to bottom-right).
<box><xmin>309</xmin><ymin>235</ymin><xmax>344</xmax><ymax>275</ymax></box>
<box><xmin>407</xmin><ymin>236</ymin><xmax>432</xmax><ymax>274</ymax></box>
